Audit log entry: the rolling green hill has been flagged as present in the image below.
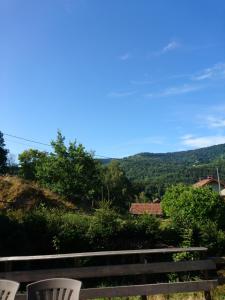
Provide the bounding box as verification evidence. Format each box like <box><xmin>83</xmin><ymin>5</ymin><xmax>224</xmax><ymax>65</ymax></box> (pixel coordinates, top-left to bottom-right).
<box><xmin>112</xmin><ymin>144</ymin><xmax>225</xmax><ymax>195</ymax></box>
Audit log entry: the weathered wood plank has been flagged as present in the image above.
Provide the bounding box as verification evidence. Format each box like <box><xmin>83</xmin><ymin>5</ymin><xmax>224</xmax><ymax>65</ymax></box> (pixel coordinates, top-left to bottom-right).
<box><xmin>212</xmin><ymin>256</ymin><xmax>225</xmax><ymax>266</ymax></box>
<box><xmin>14</xmin><ymin>280</ymin><xmax>218</xmax><ymax>300</ymax></box>
<box><xmin>0</xmin><ymin>248</ymin><xmax>207</xmax><ymax>263</ymax></box>
<box><xmin>0</xmin><ymin>260</ymin><xmax>216</xmax><ymax>282</ymax></box>
<box><xmin>79</xmin><ymin>280</ymin><xmax>218</xmax><ymax>299</ymax></box>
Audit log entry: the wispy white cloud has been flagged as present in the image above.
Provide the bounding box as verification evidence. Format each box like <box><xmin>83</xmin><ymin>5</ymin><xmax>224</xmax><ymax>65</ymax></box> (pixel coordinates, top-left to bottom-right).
<box><xmin>108</xmin><ymin>90</ymin><xmax>136</xmax><ymax>98</ymax></box>
<box><xmin>145</xmin><ymin>84</ymin><xmax>202</xmax><ymax>98</ymax></box>
<box><xmin>131</xmin><ymin>73</ymin><xmax>191</xmax><ymax>86</ymax></box>
<box><xmin>181</xmin><ymin>134</ymin><xmax>225</xmax><ymax>148</ymax></box>
<box><xmin>161</xmin><ymin>84</ymin><xmax>201</xmax><ymax>96</ymax></box>
<box><xmin>152</xmin><ymin>41</ymin><xmax>180</xmax><ymax>56</ymax></box>
<box><xmin>162</xmin><ymin>41</ymin><xmax>180</xmax><ymax>53</ymax></box>
<box><xmin>205</xmin><ymin>116</ymin><xmax>225</xmax><ymax>128</ymax></box>
<box><xmin>118</xmin><ymin>52</ymin><xmax>132</xmax><ymax>61</ymax></box>
<box><xmin>192</xmin><ymin>62</ymin><xmax>225</xmax><ymax>81</ymax></box>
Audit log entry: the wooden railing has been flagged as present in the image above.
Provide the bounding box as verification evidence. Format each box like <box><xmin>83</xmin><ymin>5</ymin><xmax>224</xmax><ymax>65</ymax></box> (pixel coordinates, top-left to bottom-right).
<box><xmin>0</xmin><ymin>248</ymin><xmax>224</xmax><ymax>300</ymax></box>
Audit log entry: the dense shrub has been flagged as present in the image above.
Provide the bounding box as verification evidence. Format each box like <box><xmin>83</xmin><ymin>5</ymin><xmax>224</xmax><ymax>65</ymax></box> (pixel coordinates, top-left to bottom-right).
<box><xmin>162</xmin><ymin>184</ymin><xmax>225</xmax><ymax>229</ymax></box>
<box><xmin>87</xmin><ymin>206</ymin><xmax>124</xmax><ymax>250</ymax></box>
<box><xmin>53</xmin><ymin>213</ymin><xmax>91</xmax><ymax>252</ymax></box>
<box><xmin>1</xmin><ymin>199</ymin><xmax>224</xmax><ymax>257</ymax></box>
<box><xmin>198</xmin><ymin>221</ymin><xmax>225</xmax><ymax>256</ymax></box>
<box><xmin>22</xmin><ymin>208</ymin><xmax>55</xmax><ymax>254</ymax></box>
<box><xmin>0</xmin><ymin>213</ymin><xmax>26</xmax><ymax>255</ymax></box>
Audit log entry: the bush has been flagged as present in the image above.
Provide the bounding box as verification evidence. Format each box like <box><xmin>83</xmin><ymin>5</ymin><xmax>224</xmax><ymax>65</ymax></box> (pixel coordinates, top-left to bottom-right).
<box><xmin>22</xmin><ymin>208</ymin><xmax>54</xmax><ymax>254</ymax></box>
<box><xmin>0</xmin><ymin>213</ymin><xmax>26</xmax><ymax>255</ymax></box>
<box><xmin>53</xmin><ymin>213</ymin><xmax>91</xmax><ymax>252</ymax></box>
<box><xmin>198</xmin><ymin>221</ymin><xmax>225</xmax><ymax>256</ymax></box>
<box><xmin>87</xmin><ymin>206</ymin><xmax>123</xmax><ymax>250</ymax></box>
<box><xmin>162</xmin><ymin>184</ymin><xmax>225</xmax><ymax>229</ymax></box>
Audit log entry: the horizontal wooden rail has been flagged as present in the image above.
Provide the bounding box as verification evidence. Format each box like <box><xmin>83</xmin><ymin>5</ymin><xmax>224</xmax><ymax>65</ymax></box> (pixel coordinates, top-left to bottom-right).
<box><xmin>0</xmin><ymin>247</ymin><xmax>207</xmax><ymax>263</ymax></box>
<box><xmin>212</xmin><ymin>256</ymin><xmax>225</xmax><ymax>265</ymax></box>
<box><xmin>0</xmin><ymin>260</ymin><xmax>216</xmax><ymax>282</ymax></box>
<box><xmin>2</xmin><ymin>248</ymin><xmax>221</xmax><ymax>300</ymax></box>
<box><xmin>13</xmin><ymin>280</ymin><xmax>225</xmax><ymax>300</ymax></box>
<box><xmin>80</xmin><ymin>280</ymin><xmax>218</xmax><ymax>298</ymax></box>
<box><xmin>15</xmin><ymin>280</ymin><xmax>218</xmax><ymax>300</ymax></box>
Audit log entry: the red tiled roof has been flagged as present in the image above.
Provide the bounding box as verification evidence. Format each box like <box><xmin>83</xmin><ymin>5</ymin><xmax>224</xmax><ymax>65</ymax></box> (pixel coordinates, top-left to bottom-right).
<box><xmin>193</xmin><ymin>178</ymin><xmax>225</xmax><ymax>188</ymax></box>
<box><xmin>129</xmin><ymin>203</ymin><xmax>162</xmax><ymax>215</ymax></box>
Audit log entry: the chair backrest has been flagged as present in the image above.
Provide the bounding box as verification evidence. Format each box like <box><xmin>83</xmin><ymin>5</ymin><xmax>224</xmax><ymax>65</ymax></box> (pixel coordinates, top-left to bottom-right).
<box><xmin>27</xmin><ymin>278</ymin><xmax>82</xmax><ymax>300</ymax></box>
<box><xmin>0</xmin><ymin>280</ymin><xmax>20</xmax><ymax>300</ymax></box>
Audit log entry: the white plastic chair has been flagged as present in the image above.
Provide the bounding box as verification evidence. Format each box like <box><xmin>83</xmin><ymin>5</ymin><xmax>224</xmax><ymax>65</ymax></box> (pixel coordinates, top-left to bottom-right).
<box><xmin>0</xmin><ymin>279</ymin><xmax>20</xmax><ymax>300</ymax></box>
<box><xmin>27</xmin><ymin>278</ymin><xmax>82</xmax><ymax>300</ymax></box>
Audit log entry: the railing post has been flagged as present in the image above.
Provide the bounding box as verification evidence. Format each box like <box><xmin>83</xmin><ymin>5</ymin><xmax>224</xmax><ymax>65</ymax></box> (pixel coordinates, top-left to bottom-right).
<box><xmin>202</xmin><ymin>252</ymin><xmax>212</xmax><ymax>300</ymax></box>
<box><xmin>203</xmin><ymin>270</ymin><xmax>212</xmax><ymax>300</ymax></box>
<box><xmin>139</xmin><ymin>254</ymin><xmax>147</xmax><ymax>300</ymax></box>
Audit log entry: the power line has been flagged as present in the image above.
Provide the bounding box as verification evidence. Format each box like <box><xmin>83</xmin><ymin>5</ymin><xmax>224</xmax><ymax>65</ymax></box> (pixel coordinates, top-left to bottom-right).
<box><xmin>5</xmin><ymin>137</ymin><xmax>49</xmax><ymax>150</ymax></box>
<box><xmin>3</xmin><ymin>132</ymin><xmax>113</xmax><ymax>159</ymax></box>
<box><xmin>4</xmin><ymin>133</ymin><xmax>51</xmax><ymax>147</ymax></box>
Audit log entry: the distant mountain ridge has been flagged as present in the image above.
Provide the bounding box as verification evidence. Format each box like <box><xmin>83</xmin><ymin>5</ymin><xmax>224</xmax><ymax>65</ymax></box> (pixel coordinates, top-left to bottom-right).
<box><xmin>125</xmin><ymin>143</ymin><xmax>225</xmax><ymax>163</ymax></box>
<box><xmin>103</xmin><ymin>143</ymin><xmax>225</xmax><ymax>193</ymax></box>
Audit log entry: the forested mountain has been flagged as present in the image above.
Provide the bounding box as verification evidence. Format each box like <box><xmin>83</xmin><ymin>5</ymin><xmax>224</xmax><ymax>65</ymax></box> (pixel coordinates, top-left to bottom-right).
<box><xmin>111</xmin><ymin>144</ymin><xmax>225</xmax><ymax>196</ymax></box>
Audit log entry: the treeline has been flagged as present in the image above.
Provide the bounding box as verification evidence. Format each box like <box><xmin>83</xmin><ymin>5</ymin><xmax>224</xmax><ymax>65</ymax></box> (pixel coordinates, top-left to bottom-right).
<box><xmin>1</xmin><ymin>131</ymin><xmax>138</xmax><ymax>211</ymax></box>
<box><xmin>3</xmin><ymin>130</ymin><xmax>225</xmax><ymax>201</ymax></box>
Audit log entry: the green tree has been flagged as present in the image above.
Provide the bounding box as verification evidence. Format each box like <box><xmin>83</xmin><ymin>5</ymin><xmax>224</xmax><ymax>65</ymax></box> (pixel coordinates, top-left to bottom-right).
<box><xmin>0</xmin><ymin>131</ymin><xmax>8</xmax><ymax>174</ymax></box>
<box><xmin>18</xmin><ymin>149</ymin><xmax>47</xmax><ymax>180</ymax></box>
<box><xmin>136</xmin><ymin>191</ymin><xmax>149</xmax><ymax>203</ymax></box>
<box><xmin>162</xmin><ymin>184</ymin><xmax>225</xmax><ymax>229</ymax></box>
<box><xmin>6</xmin><ymin>154</ymin><xmax>18</xmax><ymax>175</ymax></box>
<box><xmin>36</xmin><ymin>131</ymin><xmax>101</xmax><ymax>205</ymax></box>
<box><xmin>102</xmin><ymin>160</ymin><xmax>133</xmax><ymax>211</ymax></box>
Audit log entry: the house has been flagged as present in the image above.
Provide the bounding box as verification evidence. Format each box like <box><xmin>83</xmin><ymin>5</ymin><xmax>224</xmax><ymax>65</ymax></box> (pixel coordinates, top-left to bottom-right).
<box><xmin>193</xmin><ymin>175</ymin><xmax>225</xmax><ymax>192</ymax></box>
<box><xmin>129</xmin><ymin>203</ymin><xmax>163</xmax><ymax>216</ymax></box>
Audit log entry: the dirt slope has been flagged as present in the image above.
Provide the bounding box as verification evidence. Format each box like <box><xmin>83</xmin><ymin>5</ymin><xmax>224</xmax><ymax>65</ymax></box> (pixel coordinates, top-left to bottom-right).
<box><xmin>0</xmin><ymin>176</ymin><xmax>75</xmax><ymax>210</ymax></box>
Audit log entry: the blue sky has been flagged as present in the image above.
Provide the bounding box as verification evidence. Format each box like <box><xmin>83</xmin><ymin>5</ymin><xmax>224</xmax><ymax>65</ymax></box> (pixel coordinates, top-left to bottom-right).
<box><xmin>1</xmin><ymin>0</ymin><xmax>225</xmax><ymax>158</ymax></box>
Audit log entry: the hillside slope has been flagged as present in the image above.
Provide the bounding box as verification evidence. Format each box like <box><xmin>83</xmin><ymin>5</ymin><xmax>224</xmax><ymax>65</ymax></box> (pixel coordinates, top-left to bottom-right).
<box><xmin>0</xmin><ymin>176</ymin><xmax>75</xmax><ymax>210</ymax></box>
<box><xmin>117</xmin><ymin>143</ymin><xmax>225</xmax><ymax>189</ymax></box>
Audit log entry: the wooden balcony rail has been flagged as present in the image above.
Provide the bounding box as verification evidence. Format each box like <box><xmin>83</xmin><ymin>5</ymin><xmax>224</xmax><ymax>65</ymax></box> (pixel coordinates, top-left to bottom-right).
<box><xmin>0</xmin><ymin>247</ymin><xmax>223</xmax><ymax>300</ymax></box>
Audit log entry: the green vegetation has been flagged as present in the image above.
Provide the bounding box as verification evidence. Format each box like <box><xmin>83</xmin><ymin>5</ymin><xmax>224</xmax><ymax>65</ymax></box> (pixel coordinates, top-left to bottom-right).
<box><xmin>0</xmin><ymin>130</ymin><xmax>225</xmax><ymax>258</ymax></box>
<box><xmin>162</xmin><ymin>185</ymin><xmax>225</xmax><ymax>228</ymax></box>
<box><xmin>17</xmin><ymin>131</ymin><xmax>135</xmax><ymax>211</ymax></box>
<box><xmin>19</xmin><ymin>131</ymin><xmax>102</xmax><ymax>207</ymax></box>
<box><xmin>1</xmin><ymin>184</ymin><xmax>225</xmax><ymax>256</ymax></box>
<box><xmin>118</xmin><ymin>145</ymin><xmax>225</xmax><ymax>197</ymax></box>
<box><xmin>19</xmin><ymin>149</ymin><xmax>47</xmax><ymax>180</ymax></box>
<box><xmin>101</xmin><ymin>161</ymin><xmax>133</xmax><ymax>211</ymax></box>
<box><xmin>0</xmin><ymin>131</ymin><xmax>8</xmax><ymax>174</ymax></box>
<box><xmin>0</xmin><ymin>205</ymin><xmax>162</xmax><ymax>255</ymax></box>
<box><xmin>162</xmin><ymin>185</ymin><xmax>225</xmax><ymax>255</ymax></box>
